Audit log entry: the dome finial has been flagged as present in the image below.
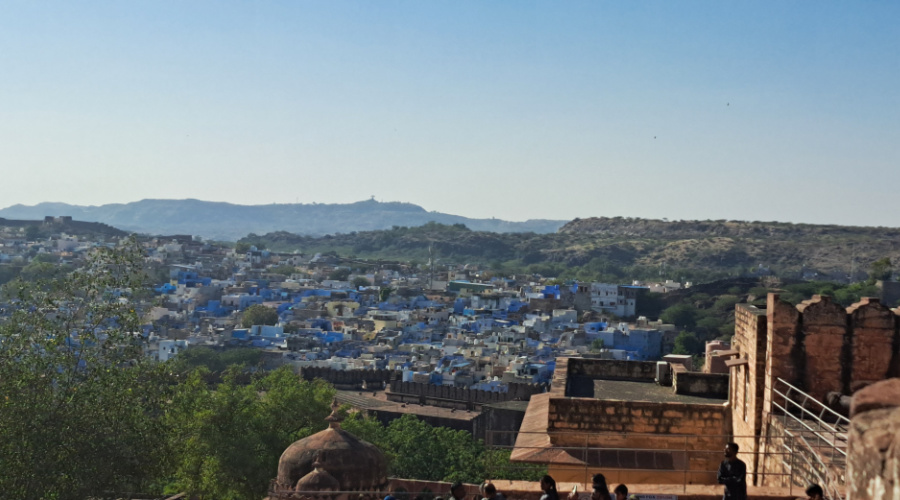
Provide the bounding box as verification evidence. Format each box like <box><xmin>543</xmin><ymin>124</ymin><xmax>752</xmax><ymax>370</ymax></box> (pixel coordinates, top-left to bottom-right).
<box><xmin>325</xmin><ymin>398</ymin><xmax>343</xmax><ymax>429</ymax></box>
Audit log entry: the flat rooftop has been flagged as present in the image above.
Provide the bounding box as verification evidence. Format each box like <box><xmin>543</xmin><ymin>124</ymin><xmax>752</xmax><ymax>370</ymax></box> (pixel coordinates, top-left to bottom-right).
<box><xmin>567</xmin><ymin>376</ymin><xmax>728</xmax><ymax>404</ymax></box>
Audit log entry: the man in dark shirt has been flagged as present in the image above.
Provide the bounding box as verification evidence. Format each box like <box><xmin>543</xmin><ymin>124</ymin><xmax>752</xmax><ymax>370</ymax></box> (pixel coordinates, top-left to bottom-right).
<box><xmin>717</xmin><ymin>442</ymin><xmax>747</xmax><ymax>500</ymax></box>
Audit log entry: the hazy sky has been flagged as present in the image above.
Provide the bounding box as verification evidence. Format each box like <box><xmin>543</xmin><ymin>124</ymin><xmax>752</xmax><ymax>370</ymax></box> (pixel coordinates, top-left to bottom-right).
<box><xmin>1</xmin><ymin>2</ymin><xmax>898</xmax><ymax>226</ymax></box>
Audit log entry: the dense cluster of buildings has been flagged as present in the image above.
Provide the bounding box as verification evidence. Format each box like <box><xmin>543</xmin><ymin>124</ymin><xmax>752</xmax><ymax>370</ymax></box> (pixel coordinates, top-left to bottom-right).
<box><xmin>4</xmin><ymin>220</ymin><xmax>900</xmax><ymax>499</ymax></box>
<box><xmin>141</xmin><ymin>241</ymin><xmax>700</xmax><ymax>386</ymax></box>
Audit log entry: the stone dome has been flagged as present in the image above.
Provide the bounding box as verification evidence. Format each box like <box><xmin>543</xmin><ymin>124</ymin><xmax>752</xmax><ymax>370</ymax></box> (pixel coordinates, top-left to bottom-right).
<box><xmin>276</xmin><ymin>400</ymin><xmax>388</xmax><ymax>491</ymax></box>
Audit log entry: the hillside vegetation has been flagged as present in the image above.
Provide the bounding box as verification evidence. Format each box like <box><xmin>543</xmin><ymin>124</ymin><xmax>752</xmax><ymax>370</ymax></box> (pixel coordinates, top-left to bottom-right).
<box><xmin>240</xmin><ymin>217</ymin><xmax>900</xmax><ymax>284</ymax></box>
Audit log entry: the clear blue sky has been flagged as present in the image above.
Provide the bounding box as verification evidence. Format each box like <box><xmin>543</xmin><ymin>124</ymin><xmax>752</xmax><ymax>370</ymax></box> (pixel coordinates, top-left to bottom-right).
<box><xmin>1</xmin><ymin>1</ymin><xmax>897</xmax><ymax>226</ymax></box>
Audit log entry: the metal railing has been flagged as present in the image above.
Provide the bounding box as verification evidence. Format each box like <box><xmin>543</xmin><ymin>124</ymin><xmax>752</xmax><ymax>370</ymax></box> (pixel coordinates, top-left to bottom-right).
<box><xmin>482</xmin><ymin>430</ymin><xmax>802</xmax><ymax>496</ymax></box>
<box><xmin>770</xmin><ymin>378</ymin><xmax>850</xmax><ymax>500</ymax></box>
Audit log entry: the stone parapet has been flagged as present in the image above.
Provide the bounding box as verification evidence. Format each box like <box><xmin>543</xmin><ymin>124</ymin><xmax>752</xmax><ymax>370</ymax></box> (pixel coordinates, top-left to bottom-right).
<box><xmin>847</xmin><ymin>379</ymin><xmax>900</xmax><ymax>500</ymax></box>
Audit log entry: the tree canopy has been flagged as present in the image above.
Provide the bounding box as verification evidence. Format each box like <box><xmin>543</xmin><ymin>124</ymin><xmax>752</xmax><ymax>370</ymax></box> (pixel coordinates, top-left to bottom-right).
<box><xmin>342</xmin><ymin>413</ymin><xmax>544</xmax><ymax>484</ymax></box>
<box><xmin>0</xmin><ymin>239</ymin><xmax>172</xmax><ymax>499</ymax></box>
<box><xmin>241</xmin><ymin>304</ymin><xmax>279</xmax><ymax>328</ymax></box>
<box><xmin>672</xmin><ymin>331</ymin><xmax>703</xmax><ymax>355</ymax></box>
<box><xmin>164</xmin><ymin>367</ymin><xmax>335</xmax><ymax>499</ymax></box>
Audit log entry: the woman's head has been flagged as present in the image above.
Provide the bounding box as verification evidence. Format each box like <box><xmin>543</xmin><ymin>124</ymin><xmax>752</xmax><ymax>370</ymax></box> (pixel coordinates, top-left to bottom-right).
<box><xmin>540</xmin><ymin>475</ymin><xmax>557</xmax><ymax>492</ymax></box>
<box><xmin>591</xmin><ymin>473</ymin><xmax>609</xmax><ymax>497</ymax></box>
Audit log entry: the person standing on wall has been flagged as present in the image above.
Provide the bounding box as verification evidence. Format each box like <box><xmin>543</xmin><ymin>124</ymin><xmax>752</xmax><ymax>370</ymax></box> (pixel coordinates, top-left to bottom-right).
<box><xmin>717</xmin><ymin>442</ymin><xmax>747</xmax><ymax>500</ymax></box>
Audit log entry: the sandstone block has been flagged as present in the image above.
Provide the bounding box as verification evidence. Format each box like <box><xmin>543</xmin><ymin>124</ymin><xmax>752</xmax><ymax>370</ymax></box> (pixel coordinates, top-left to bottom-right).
<box><xmin>851</xmin><ymin>379</ymin><xmax>900</xmax><ymax>417</ymax></box>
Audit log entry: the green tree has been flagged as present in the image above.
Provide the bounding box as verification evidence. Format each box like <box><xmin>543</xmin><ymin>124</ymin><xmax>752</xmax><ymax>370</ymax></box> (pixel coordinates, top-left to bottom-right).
<box><xmin>590</xmin><ymin>338</ymin><xmax>605</xmax><ymax>352</ymax></box>
<box><xmin>696</xmin><ymin>316</ymin><xmax>725</xmax><ymax>336</ymax></box>
<box><xmin>328</xmin><ymin>268</ymin><xmax>352</xmax><ymax>281</ymax></box>
<box><xmin>23</xmin><ymin>224</ymin><xmax>41</xmax><ymax>241</ymax></box>
<box><xmin>379</xmin><ymin>286</ymin><xmax>395</xmax><ymax>302</ymax></box>
<box><xmin>165</xmin><ymin>367</ymin><xmax>335</xmax><ymax>499</ymax></box>
<box><xmin>660</xmin><ymin>303</ymin><xmax>700</xmax><ymax>329</ymax></box>
<box><xmin>241</xmin><ymin>304</ymin><xmax>279</xmax><ymax>328</ymax></box>
<box><xmin>673</xmin><ymin>331</ymin><xmax>703</xmax><ymax>355</ymax></box>
<box><xmin>634</xmin><ymin>290</ymin><xmax>664</xmax><ymax>319</ymax></box>
<box><xmin>268</xmin><ymin>265</ymin><xmax>296</xmax><ymax>276</ymax></box>
<box><xmin>352</xmin><ymin>276</ymin><xmax>371</xmax><ymax>288</ymax></box>
<box><xmin>0</xmin><ymin>239</ymin><xmax>173</xmax><ymax>499</ymax></box>
<box><xmin>342</xmin><ymin>413</ymin><xmax>544</xmax><ymax>483</ymax></box>
<box><xmin>712</xmin><ymin>295</ymin><xmax>740</xmax><ymax>312</ymax></box>
<box><xmin>170</xmin><ymin>346</ymin><xmax>262</xmax><ymax>376</ymax></box>
<box><xmin>19</xmin><ymin>259</ymin><xmax>73</xmax><ymax>282</ymax></box>
<box><xmin>869</xmin><ymin>257</ymin><xmax>893</xmax><ymax>283</ymax></box>
<box><xmin>0</xmin><ymin>265</ymin><xmax>20</xmax><ymax>285</ymax></box>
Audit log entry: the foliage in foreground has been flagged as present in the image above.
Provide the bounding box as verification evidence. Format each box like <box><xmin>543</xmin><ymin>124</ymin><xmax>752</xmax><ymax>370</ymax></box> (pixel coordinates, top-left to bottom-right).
<box><xmin>0</xmin><ymin>241</ymin><xmax>534</xmax><ymax>499</ymax></box>
<box><xmin>342</xmin><ymin>412</ymin><xmax>545</xmax><ymax>484</ymax></box>
<box><xmin>0</xmin><ymin>240</ymin><xmax>172</xmax><ymax>500</ymax></box>
<box><xmin>164</xmin><ymin>367</ymin><xmax>335</xmax><ymax>500</ymax></box>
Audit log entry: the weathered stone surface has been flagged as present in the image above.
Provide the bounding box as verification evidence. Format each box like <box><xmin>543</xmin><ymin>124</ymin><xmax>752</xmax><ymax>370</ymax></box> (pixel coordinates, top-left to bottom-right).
<box><xmin>850</xmin><ymin>378</ymin><xmax>900</xmax><ymax>417</ymax></box>
<box><xmin>799</xmin><ymin>295</ymin><xmax>849</xmax><ymax>401</ymax></box>
<box><xmin>847</xmin><ymin>406</ymin><xmax>900</xmax><ymax>500</ymax></box>
<box><xmin>849</xmin><ymin>298</ymin><xmax>896</xmax><ymax>385</ymax></box>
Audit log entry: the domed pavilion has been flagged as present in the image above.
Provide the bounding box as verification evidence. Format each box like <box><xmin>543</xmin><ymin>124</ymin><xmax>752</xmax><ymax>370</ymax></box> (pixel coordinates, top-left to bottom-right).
<box><xmin>267</xmin><ymin>399</ymin><xmax>389</xmax><ymax>499</ymax></box>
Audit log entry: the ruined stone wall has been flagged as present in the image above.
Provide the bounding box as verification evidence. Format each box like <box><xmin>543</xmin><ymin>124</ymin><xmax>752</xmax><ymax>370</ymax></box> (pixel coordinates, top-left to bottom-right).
<box><xmin>386</xmin><ymin>380</ymin><xmax>547</xmax><ymax>408</ymax></box>
<box><xmin>547</xmin><ymin>398</ymin><xmax>731</xmax><ymax>484</ymax></box>
<box><xmin>731</xmin><ymin>303</ymin><xmax>769</xmax><ymax>481</ymax></box>
<box><xmin>566</xmin><ymin>357</ymin><xmax>658</xmax><ymax>381</ymax></box>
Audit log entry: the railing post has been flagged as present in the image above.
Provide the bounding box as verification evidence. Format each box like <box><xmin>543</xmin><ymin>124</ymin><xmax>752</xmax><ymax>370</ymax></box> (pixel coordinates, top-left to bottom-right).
<box><xmin>683</xmin><ymin>434</ymin><xmax>688</xmax><ymax>493</ymax></box>
<box><xmin>584</xmin><ymin>432</ymin><xmax>589</xmax><ymax>488</ymax></box>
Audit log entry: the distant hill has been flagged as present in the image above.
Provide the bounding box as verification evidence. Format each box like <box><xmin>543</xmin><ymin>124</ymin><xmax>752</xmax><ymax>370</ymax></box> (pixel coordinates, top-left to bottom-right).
<box><xmin>0</xmin><ymin>217</ymin><xmax>127</xmax><ymax>240</ymax></box>
<box><xmin>240</xmin><ymin>217</ymin><xmax>900</xmax><ymax>283</ymax></box>
<box><xmin>0</xmin><ymin>199</ymin><xmax>566</xmax><ymax>241</ymax></box>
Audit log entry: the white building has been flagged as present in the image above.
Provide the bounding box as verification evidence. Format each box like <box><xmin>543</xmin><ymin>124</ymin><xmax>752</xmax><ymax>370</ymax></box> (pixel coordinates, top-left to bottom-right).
<box><xmin>589</xmin><ymin>283</ymin><xmax>640</xmax><ymax>317</ymax></box>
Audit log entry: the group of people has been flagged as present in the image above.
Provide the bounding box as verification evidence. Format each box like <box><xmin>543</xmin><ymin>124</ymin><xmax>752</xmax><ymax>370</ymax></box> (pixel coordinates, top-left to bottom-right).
<box><xmin>431</xmin><ymin>475</ymin><xmax>632</xmax><ymax>500</ymax></box>
<box><xmin>389</xmin><ymin>444</ymin><xmax>827</xmax><ymax>500</ymax></box>
<box><xmin>562</xmin><ymin>473</ymin><xmax>632</xmax><ymax>500</ymax></box>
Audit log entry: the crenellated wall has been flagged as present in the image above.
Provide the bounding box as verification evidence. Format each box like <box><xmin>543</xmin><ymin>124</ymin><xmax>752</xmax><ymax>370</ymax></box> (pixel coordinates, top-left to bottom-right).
<box><xmin>386</xmin><ymin>380</ymin><xmax>547</xmax><ymax>409</ymax></box>
<box><xmin>761</xmin><ymin>295</ymin><xmax>900</xmax><ymax>403</ymax></box>
<box><xmin>730</xmin><ymin>295</ymin><xmax>900</xmax><ymax>490</ymax></box>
